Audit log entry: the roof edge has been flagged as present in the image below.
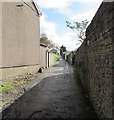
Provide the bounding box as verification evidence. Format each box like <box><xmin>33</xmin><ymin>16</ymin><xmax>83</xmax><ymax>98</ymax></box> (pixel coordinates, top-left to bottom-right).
<box><xmin>32</xmin><ymin>0</ymin><xmax>42</xmax><ymax>16</ymax></box>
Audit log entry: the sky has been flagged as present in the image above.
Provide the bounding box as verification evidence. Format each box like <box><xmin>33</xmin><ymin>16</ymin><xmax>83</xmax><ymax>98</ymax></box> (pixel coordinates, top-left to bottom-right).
<box><xmin>35</xmin><ymin>0</ymin><xmax>103</xmax><ymax>51</ymax></box>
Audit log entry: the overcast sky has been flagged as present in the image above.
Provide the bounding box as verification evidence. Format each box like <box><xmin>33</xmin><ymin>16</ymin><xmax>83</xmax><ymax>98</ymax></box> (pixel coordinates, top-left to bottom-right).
<box><xmin>36</xmin><ymin>0</ymin><xmax>103</xmax><ymax>51</ymax></box>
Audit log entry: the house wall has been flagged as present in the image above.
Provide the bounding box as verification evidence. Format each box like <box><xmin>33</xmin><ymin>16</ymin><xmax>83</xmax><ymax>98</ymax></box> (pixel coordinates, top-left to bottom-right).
<box><xmin>0</xmin><ymin>2</ymin><xmax>2</xmax><ymax>80</ymax></box>
<box><xmin>0</xmin><ymin>1</ymin><xmax>40</xmax><ymax>79</ymax></box>
<box><xmin>75</xmin><ymin>2</ymin><xmax>113</xmax><ymax>118</ymax></box>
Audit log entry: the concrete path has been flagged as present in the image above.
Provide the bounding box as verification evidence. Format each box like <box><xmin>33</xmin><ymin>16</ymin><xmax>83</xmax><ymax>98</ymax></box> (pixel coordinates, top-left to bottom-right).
<box><xmin>2</xmin><ymin>57</ymin><xmax>98</xmax><ymax>119</ymax></box>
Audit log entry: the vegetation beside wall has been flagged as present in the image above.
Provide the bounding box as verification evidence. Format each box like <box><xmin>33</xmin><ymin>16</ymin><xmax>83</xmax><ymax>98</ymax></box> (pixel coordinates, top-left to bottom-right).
<box><xmin>54</xmin><ymin>54</ymin><xmax>58</xmax><ymax>62</ymax></box>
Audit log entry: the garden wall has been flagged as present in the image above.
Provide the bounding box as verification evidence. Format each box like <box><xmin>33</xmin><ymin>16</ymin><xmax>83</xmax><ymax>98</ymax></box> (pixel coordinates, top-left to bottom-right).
<box><xmin>75</xmin><ymin>2</ymin><xmax>113</xmax><ymax>118</ymax></box>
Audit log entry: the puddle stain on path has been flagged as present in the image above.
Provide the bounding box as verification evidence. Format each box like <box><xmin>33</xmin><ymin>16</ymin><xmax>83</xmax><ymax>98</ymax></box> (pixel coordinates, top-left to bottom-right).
<box><xmin>2</xmin><ymin>57</ymin><xmax>98</xmax><ymax>119</ymax></box>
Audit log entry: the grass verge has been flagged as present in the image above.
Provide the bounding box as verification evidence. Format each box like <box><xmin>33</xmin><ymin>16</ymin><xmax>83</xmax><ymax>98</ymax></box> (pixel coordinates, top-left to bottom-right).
<box><xmin>0</xmin><ymin>80</ymin><xmax>28</xmax><ymax>94</ymax></box>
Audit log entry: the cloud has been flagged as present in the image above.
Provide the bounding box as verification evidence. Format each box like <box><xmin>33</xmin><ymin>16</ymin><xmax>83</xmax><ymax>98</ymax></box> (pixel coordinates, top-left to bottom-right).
<box><xmin>40</xmin><ymin>14</ymin><xmax>57</xmax><ymax>38</ymax></box>
<box><xmin>36</xmin><ymin>0</ymin><xmax>102</xmax><ymax>21</ymax></box>
<box><xmin>40</xmin><ymin>14</ymin><xmax>62</xmax><ymax>46</ymax></box>
<box><xmin>61</xmin><ymin>33</ymin><xmax>81</xmax><ymax>51</ymax></box>
<box><xmin>36</xmin><ymin>0</ymin><xmax>72</xmax><ymax>9</ymax></box>
<box><xmin>70</xmin><ymin>10</ymin><xmax>96</xmax><ymax>22</ymax></box>
<box><xmin>37</xmin><ymin>0</ymin><xmax>103</xmax><ymax>51</ymax></box>
<box><xmin>40</xmin><ymin>14</ymin><xmax>80</xmax><ymax>51</ymax></box>
<box><xmin>36</xmin><ymin>0</ymin><xmax>103</xmax><ymax>9</ymax></box>
<box><xmin>57</xmin><ymin>7</ymin><xmax>74</xmax><ymax>16</ymax></box>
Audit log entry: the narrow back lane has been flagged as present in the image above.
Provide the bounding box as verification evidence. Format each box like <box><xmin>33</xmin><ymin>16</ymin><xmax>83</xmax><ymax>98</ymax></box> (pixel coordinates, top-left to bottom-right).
<box><xmin>2</xmin><ymin>57</ymin><xmax>98</xmax><ymax>119</ymax></box>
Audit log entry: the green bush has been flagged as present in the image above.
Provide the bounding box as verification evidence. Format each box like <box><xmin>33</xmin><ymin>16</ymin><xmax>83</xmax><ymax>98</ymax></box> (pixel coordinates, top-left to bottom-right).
<box><xmin>54</xmin><ymin>54</ymin><xmax>58</xmax><ymax>61</ymax></box>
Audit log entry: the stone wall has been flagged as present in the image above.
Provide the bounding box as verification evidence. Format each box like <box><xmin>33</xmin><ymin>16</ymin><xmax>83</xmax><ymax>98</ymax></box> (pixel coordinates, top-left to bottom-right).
<box><xmin>75</xmin><ymin>2</ymin><xmax>113</xmax><ymax>118</ymax></box>
<box><xmin>66</xmin><ymin>52</ymin><xmax>76</xmax><ymax>65</ymax></box>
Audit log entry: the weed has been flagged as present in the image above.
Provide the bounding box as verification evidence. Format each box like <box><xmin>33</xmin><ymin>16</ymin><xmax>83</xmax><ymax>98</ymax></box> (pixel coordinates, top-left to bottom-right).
<box><xmin>0</xmin><ymin>84</ymin><xmax>14</xmax><ymax>93</ymax></box>
<box><xmin>0</xmin><ymin>80</ymin><xmax>28</xmax><ymax>93</ymax></box>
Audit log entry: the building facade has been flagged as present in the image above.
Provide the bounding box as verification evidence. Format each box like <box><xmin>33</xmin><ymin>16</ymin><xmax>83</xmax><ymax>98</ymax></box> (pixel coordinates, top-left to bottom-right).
<box><xmin>0</xmin><ymin>0</ymin><xmax>41</xmax><ymax>79</ymax></box>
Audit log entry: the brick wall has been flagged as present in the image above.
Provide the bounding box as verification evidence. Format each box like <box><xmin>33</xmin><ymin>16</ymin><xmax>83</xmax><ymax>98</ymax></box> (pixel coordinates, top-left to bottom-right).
<box><xmin>75</xmin><ymin>2</ymin><xmax>113</xmax><ymax>118</ymax></box>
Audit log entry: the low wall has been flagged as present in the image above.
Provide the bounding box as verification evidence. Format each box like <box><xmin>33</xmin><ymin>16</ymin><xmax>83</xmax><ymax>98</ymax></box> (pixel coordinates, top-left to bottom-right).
<box><xmin>40</xmin><ymin>45</ymin><xmax>48</xmax><ymax>69</ymax></box>
<box><xmin>75</xmin><ymin>2</ymin><xmax>113</xmax><ymax>118</ymax></box>
<box><xmin>0</xmin><ymin>65</ymin><xmax>40</xmax><ymax>80</ymax></box>
<box><xmin>64</xmin><ymin>51</ymin><xmax>70</xmax><ymax>61</ymax></box>
<box><xmin>49</xmin><ymin>53</ymin><xmax>55</xmax><ymax>67</ymax></box>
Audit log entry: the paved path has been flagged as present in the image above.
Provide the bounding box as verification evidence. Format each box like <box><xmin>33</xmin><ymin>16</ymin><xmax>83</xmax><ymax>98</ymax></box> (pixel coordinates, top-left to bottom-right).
<box><xmin>2</xmin><ymin>57</ymin><xmax>98</xmax><ymax>119</ymax></box>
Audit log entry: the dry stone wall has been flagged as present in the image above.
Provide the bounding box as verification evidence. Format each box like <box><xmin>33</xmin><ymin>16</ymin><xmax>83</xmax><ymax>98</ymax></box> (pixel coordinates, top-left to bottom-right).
<box><xmin>75</xmin><ymin>2</ymin><xmax>113</xmax><ymax>118</ymax></box>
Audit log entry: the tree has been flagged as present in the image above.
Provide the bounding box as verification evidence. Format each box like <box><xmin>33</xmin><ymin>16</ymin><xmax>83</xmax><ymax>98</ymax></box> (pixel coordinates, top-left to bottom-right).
<box><xmin>60</xmin><ymin>45</ymin><xmax>66</xmax><ymax>55</ymax></box>
<box><xmin>66</xmin><ymin>19</ymin><xmax>89</xmax><ymax>43</ymax></box>
<box><xmin>40</xmin><ymin>33</ymin><xmax>60</xmax><ymax>54</ymax></box>
<box><xmin>40</xmin><ymin>33</ymin><xmax>52</xmax><ymax>46</ymax></box>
